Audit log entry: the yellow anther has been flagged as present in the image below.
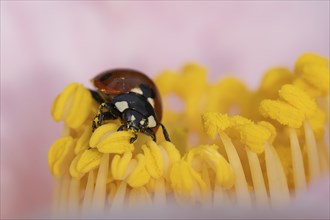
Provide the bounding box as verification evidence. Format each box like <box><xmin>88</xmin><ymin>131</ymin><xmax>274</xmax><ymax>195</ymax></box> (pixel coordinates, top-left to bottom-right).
<box><xmin>229</xmin><ymin>115</ymin><xmax>253</xmax><ymax>127</ymax></box>
<box><xmin>154</xmin><ymin>70</ymin><xmax>178</xmax><ymax>95</ymax></box>
<box><xmin>295</xmin><ymin>53</ymin><xmax>329</xmax><ymax>75</ymax></box>
<box><xmin>126</xmin><ymin>154</ymin><xmax>151</xmax><ymax>188</ymax></box>
<box><xmin>205</xmin><ymin>77</ymin><xmax>249</xmax><ymax>113</ymax></box>
<box><xmin>159</xmin><ymin>141</ymin><xmax>181</xmax><ymax>165</ymax></box>
<box><xmin>259</xmin><ymin>67</ymin><xmax>293</xmax><ymax>97</ymax></box>
<box><xmin>302</xmin><ymin>65</ymin><xmax>329</xmax><ymax>94</ymax></box>
<box><xmin>170</xmin><ymin>160</ymin><xmax>207</xmax><ymax>198</ymax></box>
<box><xmin>214</xmin><ymin>154</ymin><xmax>235</xmax><ymax>189</ymax></box>
<box><xmin>258</xmin><ymin>121</ymin><xmax>277</xmax><ymax>143</ymax></box>
<box><xmin>202</xmin><ymin>112</ymin><xmax>231</xmax><ymax>139</ymax></box>
<box><xmin>66</xmin><ymin>85</ymin><xmax>93</xmax><ymax>128</ymax></box>
<box><xmin>51</xmin><ymin>83</ymin><xmax>78</xmax><ymax>122</ymax></box>
<box><xmin>185</xmin><ymin>145</ymin><xmax>234</xmax><ymax>189</ymax></box>
<box><xmin>279</xmin><ymin>84</ymin><xmax>317</xmax><ymax>117</ymax></box>
<box><xmin>69</xmin><ymin>151</ymin><xmax>84</xmax><ymax>178</ymax></box>
<box><xmin>75</xmin><ymin>126</ymin><xmax>92</xmax><ymax>154</ymax></box>
<box><xmin>96</xmin><ymin>131</ymin><xmax>135</xmax><ymax>154</ymax></box>
<box><xmin>111</xmin><ymin>152</ymin><xmax>133</xmax><ymax>180</ymax></box>
<box><xmin>239</xmin><ymin>124</ymin><xmax>270</xmax><ymax>154</ymax></box>
<box><xmin>225</xmin><ymin>115</ymin><xmax>252</xmax><ymax>139</ymax></box>
<box><xmin>75</xmin><ymin>149</ymin><xmax>102</xmax><ymax>174</ymax></box>
<box><xmin>89</xmin><ymin>123</ymin><xmax>118</xmax><ymax>147</ymax></box>
<box><xmin>48</xmin><ymin>136</ymin><xmax>75</xmax><ymax>177</ymax></box>
<box><xmin>259</xmin><ymin>100</ymin><xmax>305</xmax><ymax>128</ymax></box>
<box><xmin>51</xmin><ymin>83</ymin><xmax>93</xmax><ymax>129</ymax></box>
<box><xmin>293</xmin><ymin>79</ymin><xmax>322</xmax><ymax>98</ymax></box>
<box><xmin>175</xmin><ymin>63</ymin><xmax>207</xmax><ymax>97</ymax></box>
<box><xmin>142</xmin><ymin>141</ymin><xmax>164</xmax><ymax>179</ymax></box>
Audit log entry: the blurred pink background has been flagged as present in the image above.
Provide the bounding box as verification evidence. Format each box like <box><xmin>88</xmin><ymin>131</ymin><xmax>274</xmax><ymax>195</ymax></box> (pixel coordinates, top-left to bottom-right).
<box><xmin>1</xmin><ymin>1</ymin><xmax>329</xmax><ymax>219</ymax></box>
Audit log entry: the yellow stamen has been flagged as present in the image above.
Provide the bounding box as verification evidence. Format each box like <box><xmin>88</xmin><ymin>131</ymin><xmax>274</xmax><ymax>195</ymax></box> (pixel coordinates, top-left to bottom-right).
<box><xmin>159</xmin><ymin>141</ymin><xmax>181</xmax><ymax>169</ymax></box>
<box><xmin>142</xmin><ymin>141</ymin><xmax>164</xmax><ymax>179</ymax></box>
<box><xmin>51</xmin><ymin>83</ymin><xmax>79</xmax><ymax>122</ymax></box>
<box><xmin>201</xmin><ymin>112</ymin><xmax>231</xmax><ymax>139</ymax></box>
<box><xmin>48</xmin><ymin>136</ymin><xmax>75</xmax><ymax>177</ymax></box>
<box><xmin>49</xmin><ymin>53</ymin><xmax>329</xmax><ymax>215</ymax></box>
<box><xmin>51</xmin><ymin>83</ymin><xmax>93</xmax><ymax>129</ymax></box>
<box><xmin>89</xmin><ymin>123</ymin><xmax>118</xmax><ymax>147</ymax></box>
<box><xmin>96</xmin><ymin>131</ymin><xmax>135</xmax><ymax>154</ymax></box>
<box><xmin>126</xmin><ymin>154</ymin><xmax>150</xmax><ymax>188</ymax></box>
<box><xmin>259</xmin><ymin>100</ymin><xmax>304</xmax><ymax>128</ymax></box>
<box><xmin>75</xmin><ymin>149</ymin><xmax>102</xmax><ymax>175</ymax></box>
<box><xmin>155</xmin><ymin>70</ymin><xmax>179</xmax><ymax>95</ymax></box>
<box><xmin>308</xmin><ymin>107</ymin><xmax>327</xmax><ymax>140</ymax></box>
<box><xmin>257</xmin><ymin>121</ymin><xmax>277</xmax><ymax>143</ymax></box>
<box><xmin>302</xmin><ymin>65</ymin><xmax>329</xmax><ymax>94</ymax></box>
<box><xmin>294</xmin><ymin>52</ymin><xmax>329</xmax><ymax>75</ymax></box>
<box><xmin>75</xmin><ymin>126</ymin><xmax>92</xmax><ymax>154</ymax></box>
<box><xmin>185</xmin><ymin>145</ymin><xmax>234</xmax><ymax>189</ymax></box>
<box><xmin>239</xmin><ymin>124</ymin><xmax>270</xmax><ymax>154</ymax></box>
<box><xmin>292</xmin><ymin>78</ymin><xmax>322</xmax><ymax>98</ymax></box>
<box><xmin>111</xmin><ymin>153</ymin><xmax>133</xmax><ymax>180</ymax></box>
<box><xmin>279</xmin><ymin>84</ymin><xmax>317</xmax><ymax>117</ymax></box>
<box><xmin>259</xmin><ymin>67</ymin><xmax>293</xmax><ymax>97</ymax></box>
<box><xmin>170</xmin><ymin>160</ymin><xmax>207</xmax><ymax>204</ymax></box>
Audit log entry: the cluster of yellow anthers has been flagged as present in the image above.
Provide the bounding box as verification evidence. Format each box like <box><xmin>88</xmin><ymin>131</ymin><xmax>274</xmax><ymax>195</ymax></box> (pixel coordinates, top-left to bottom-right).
<box><xmin>49</xmin><ymin>53</ymin><xmax>329</xmax><ymax>217</ymax></box>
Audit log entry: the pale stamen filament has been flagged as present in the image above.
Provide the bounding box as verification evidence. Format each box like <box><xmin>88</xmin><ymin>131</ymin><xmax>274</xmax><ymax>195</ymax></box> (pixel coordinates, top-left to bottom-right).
<box><xmin>264</xmin><ymin>142</ymin><xmax>290</xmax><ymax>208</ymax></box>
<box><xmin>68</xmin><ymin>177</ymin><xmax>80</xmax><ymax>216</ymax></box>
<box><xmin>81</xmin><ymin>171</ymin><xmax>95</xmax><ymax>216</ymax></box>
<box><xmin>245</xmin><ymin>149</ymin><xmax>269</xmax><ymax>208</ymax></box>
<box><xmin>304</xmin><ymin>120</ymin><xmax>321</xmax><ymax>180</ymax></box>
<box><xmin>289</xmin><ymin>127</ymin><xmax>307</xmax><ymax>193</ymax></box>
<box><xmin>218</xmin><ymin>131</ymin><xmax>251</xmax><ymax>208</ymax></box>
<box><xmin>154</xmin><ymin>178</ymin><xmax>166</xmax><ymax>207</ymax></box>
<box><xmin>91</xmin><ymin>153</ymin><xmax>109</xmax><ymax>213</ymax></box>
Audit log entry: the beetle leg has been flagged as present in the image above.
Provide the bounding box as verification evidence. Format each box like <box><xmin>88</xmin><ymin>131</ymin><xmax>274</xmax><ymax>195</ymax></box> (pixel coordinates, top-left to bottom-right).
<box><xmin>141</xmin><ymin>128</ymin><xmax>156</xmax><ymax>142</ymax></box>
<box><xmin>117</xmin><ymin>124</ymin><xmax>126</xmax><ymax>131</ymax></box>
<box><xmin>130</xmin><ymin>133</ymin><xmax>138</xmax><ymax>144</ymax></box>
<box><xmin>92</xmin><ymin>102</ymin><xmax>117</xmax><ymax>131</ymax></box>
<box><xmin>89</xmin><ymin>89</ymin><xmax>104</xmax><ymax>104</ymax></box>
<box><xmin>159</xmin><ymin>123</ymin><xmax>171</xmax><ymax>142</ymax></box>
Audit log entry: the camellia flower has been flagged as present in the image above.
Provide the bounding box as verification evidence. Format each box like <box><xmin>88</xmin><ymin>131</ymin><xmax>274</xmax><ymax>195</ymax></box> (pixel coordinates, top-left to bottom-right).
<box><xmin>48</xmin><ymin>53</ymin><xmax>329</xmax><ymax>218</ymax></box>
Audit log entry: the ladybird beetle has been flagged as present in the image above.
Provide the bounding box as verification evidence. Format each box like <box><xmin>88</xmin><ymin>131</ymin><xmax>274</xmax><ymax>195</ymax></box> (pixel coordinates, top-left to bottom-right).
<box><xmin>90</xmin><ymin>69</ymin><xmax>171</xmax><ymax>143</ymax></box>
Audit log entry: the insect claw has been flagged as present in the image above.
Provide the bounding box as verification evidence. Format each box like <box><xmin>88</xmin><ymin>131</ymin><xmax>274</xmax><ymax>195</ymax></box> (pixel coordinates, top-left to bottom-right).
<box><xmin>130</xmin><ymin>133</ymin><xmax>138</xmax><ymax>144</ymax></box>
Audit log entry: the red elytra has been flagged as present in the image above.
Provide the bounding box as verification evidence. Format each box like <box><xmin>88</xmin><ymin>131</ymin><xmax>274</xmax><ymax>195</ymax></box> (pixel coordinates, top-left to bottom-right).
<box><xmin>92</xmin><ymin>69</ymin><xmax>163</xmax><ymax>122</ymax></box>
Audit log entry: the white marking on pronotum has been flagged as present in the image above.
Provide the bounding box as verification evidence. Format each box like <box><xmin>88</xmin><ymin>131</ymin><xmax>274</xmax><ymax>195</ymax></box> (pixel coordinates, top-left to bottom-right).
<box><xmin>147</xmin><ymin>97</ymin><xmax>155</xmax><ymax>108</ymax></box>
<box><xmin>148</xmin><ymin>115</ymin><xmax>156</xmax><ymax>128</ymax></box>
<box><xmin>115</xmin><ymin>101</ymin><xmax>129</xmax><ymax>112</ymax></box>
<box><xmin>131</xmin><ymin>115</ymin><xmax>136</xmax><ymax>121</ymax></box>
<box><xmin>131</xmin><ymin>87</ymin><xmax>143</xmax><ymax>95</ymax></box>
<box><xmin>140</xmin><ymin>120</ymin><xmax>145</xmax><ymax>125</ymax></box>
